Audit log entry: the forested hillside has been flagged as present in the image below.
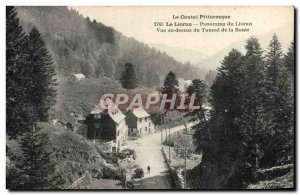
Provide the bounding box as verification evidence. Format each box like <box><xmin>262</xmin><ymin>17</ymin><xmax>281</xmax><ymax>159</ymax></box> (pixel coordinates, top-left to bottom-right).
<box><xmin>187</xmin><ymin>36</ymin><xmax>294</xmax><ymax>189</ymax></box>
<box><xmin>16</xmin><ymin>6</ymin><xmax>204</xmax><ymax>85</ymax></box>
<box><xmin>6</xmin><ymin>7</ymin><xmax>123</xmax><ymax>189</ymax></box>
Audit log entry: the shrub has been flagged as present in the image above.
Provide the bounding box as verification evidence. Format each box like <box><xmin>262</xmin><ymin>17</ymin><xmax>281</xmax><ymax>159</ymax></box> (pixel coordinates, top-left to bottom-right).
<box><xmin>122</xmin><ymin>149</ymin><xmax>136</xmax><ymax>157</ymax></box>
<box><xmin>133</xmin><ymin>168</ymin><xmax>144</xmax><ymax>178</ymax></box>
<box><xmin>118</xmin><ymin>149</ymin><xmax>137</xmax><ymax>160</ymax></box>
<box><xmin>126</xmin><ymin>181</ymin><xmax>134</xmax><ymax>189</ymax></box>
<box><xmin>117</xmin><ymin>152</ymin><xmax>128</xmax><ymax>160</ymax></box>
<box><xmin>102</xmin><ymin>167</ymin><xmax>121</xmax><ymax>180</ymax></box>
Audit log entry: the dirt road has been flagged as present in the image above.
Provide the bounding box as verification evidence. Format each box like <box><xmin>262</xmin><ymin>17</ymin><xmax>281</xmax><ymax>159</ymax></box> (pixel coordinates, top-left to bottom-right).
<box><xmin>126</xmin><ymin>123</ymin><xmax>193</xmax><ymax>189</ymax></box>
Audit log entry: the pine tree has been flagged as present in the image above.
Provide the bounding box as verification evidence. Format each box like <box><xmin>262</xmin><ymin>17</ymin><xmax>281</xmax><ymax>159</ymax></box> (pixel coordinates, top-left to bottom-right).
<box><xmin>192</xmin><ymin>49</ymin><xmax>247</xmax><ymax>188</ymax></box>
<box><xmin>162</xmin><ymin>71</ymin><xmax>178</xmax><ymax>93</ymax></box>
<box><xmin>264</xmin><ymin>34</ymin><xmax>285</xmax><ymax>129</ymax></box>
<box><xmin>6</xmin><ymin>6</ymin><xmax>34</xmax><ymax>138</ymax></box>
<box><xmin>161</xmin><ymin>71</ymin><xmax>179</xmax><ymax>112</ymax></box>
<box><xmin>211</xmin><ymin>49</ymin><xmax>244</xmax><ymax>117</ymax></box>
<box><xmin>265</xmin><ymin>34</ymin><xmax>282</xmax><ymax>82</ymax></box>
<box><xmin>238</xmin><ymin>36</ymin><xmax>265</xmax><ymax>182</ymax></box>
<box><xmin>283</xmin><ymin>41</ymin><xmax>294</xmax><ymax>128</ymax></box>
<box><xmin>19</xmin><ymin>125</ymin><xmax>64</xmax><ymax>189</ymax></box>
<box><xmin>284</xmin><ymin>41</ymin><xmax>294</xmax><ymax>75</ymax></box>
<box><xmin>191</xmin><ymin>37</ymin><xmax>294</xmax><ymax>188</ymax></box>
<box><xmin>7</xmin><ymin>18</ymin><xmax>62</xmax><ymax>187</ymax></box>
<box><xmin>283</xmin><ymin>41</ymin><xmax>295</xmax><ymax>118</ymax></box>
<box><xmin>120</xmin><ymin>63</ymin><xmax>137</xmax><ymax>91</ymax></box>
<box><xmin>260</xmin><ymin>35</ymin><xmax>293</xmax><ymax>167</ymax></box>
<box><xmin>186</xmin><ymin>79</ymin><xmax>209</xmax><ymax>147</ymax></box>
<box><xmin>7</xmin><ymin>163</ymin><xmax>27</xmax><ymax>189</ymax></box>
<box><xmin>186</xmin><ymin>79</ymin><xmax>207</xmax><ymax>122</ymax></box>
<box><xmin>26</xmin><ymin>27</ymin><xmax>57</xmax><ymax>121</ymax></box>
<box><xmin>283</xmin><ymin>41</ymin><xmax>295</xmax><ymax>166</ymax></box>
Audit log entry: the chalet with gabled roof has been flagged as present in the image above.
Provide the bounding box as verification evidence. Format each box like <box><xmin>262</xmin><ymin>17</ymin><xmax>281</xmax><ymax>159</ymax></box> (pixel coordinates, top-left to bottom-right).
<box><xmin>125</xmin><ymin>107</ymin><xmax>154</xmax><ymax>135</ymax></box>
<box><xmin>86</xmin><ymin>100</ymin><xmax>128</xmax><ymax>152</ymax></box>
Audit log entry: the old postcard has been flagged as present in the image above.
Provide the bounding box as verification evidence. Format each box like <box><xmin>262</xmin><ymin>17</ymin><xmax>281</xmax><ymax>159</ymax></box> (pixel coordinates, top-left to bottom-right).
<box><xmin>6</xmin><ymin>6</ymin><xmax>295</xmax><ymax>190</ymax></box>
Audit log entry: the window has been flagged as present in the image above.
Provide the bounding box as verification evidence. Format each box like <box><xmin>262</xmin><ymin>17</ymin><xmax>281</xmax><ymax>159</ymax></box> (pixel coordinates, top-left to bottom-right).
<box><xmin>94</xmin><ymin>123</ymin><xmax>100</xmax><ymax>128</ymax></box>
<box><xmin>94</xmin><ymin>114</ymin><xmax>101</xmax><ymax>119</ymax></box>
<box><xmin>145</xmin><ymin>117</ymin><xmax>147</xmax><ymax>122</ymax></box>
<box><xmin>117</xmin><ymin>130</ymin><xmax>119</xmax><ymax>136</ymax></box>
<box><xmin>145</xmin><ymin>127</ymin><xmax>147</xmax><ymax>131</ymax></box>
<box><xmin>139</xmin><ymin>118</ymin><xmax>142</xmax><ymax>123</ymax></box>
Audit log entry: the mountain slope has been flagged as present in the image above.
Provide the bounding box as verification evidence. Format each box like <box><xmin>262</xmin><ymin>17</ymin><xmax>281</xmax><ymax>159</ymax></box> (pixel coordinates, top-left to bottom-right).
<box><xmin>6</xmin><ymin>122</ymin><xmax>121</xmax><ymax>189</ymax></box>
<box><xmin>194</xmin><ymin>24</ymin><xmax>294</xmax><ymax>71</ymax></box>
<box><xmin>16</xmin><ymin>6</ymin><xmax>205</xmax><ymax>82</ymax></box>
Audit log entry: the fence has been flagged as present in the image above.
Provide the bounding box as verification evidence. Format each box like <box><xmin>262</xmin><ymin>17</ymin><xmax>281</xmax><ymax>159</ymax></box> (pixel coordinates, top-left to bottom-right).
<box><xmin>67</xmin><ymin>171</ymin><xmax>90</xmax><ymax>189</ymax></box>
<box><xmin>161</xmin><ymin>147</ymin><xmax>185</xmax><ymax>189</ymax></box>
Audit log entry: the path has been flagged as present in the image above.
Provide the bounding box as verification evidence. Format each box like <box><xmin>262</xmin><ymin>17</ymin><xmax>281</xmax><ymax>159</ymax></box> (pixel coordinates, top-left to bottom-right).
<box><xmin>126</xmin><ymin>123</ymin><xmax>193</xmax><ymax>189</ymax></box>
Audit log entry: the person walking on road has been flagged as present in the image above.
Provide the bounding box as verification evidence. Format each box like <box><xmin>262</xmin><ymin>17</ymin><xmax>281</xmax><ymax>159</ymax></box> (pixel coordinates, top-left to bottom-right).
<box><xmin>147</xmin><ymin>165</ymin><xmax>151</xmax><ymax>174</ymax></box>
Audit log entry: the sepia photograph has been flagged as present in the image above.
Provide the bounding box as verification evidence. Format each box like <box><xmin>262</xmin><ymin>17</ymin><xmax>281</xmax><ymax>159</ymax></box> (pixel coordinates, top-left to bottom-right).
<box><xmin>6</xmin><ymin>5</ymin><xmax>295</xmax><ymax>190</ymax></box>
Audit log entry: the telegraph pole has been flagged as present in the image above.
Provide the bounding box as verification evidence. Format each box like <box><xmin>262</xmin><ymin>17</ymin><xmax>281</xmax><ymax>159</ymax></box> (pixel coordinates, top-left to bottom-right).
<box><xmin>161</xmin><ymin>128</ymin><xmax>163</xmax><ymax>145</ymax></box>
<box><xmin>161</xmin><ymin>113</ymin><xmax>163</xmax><ymax>145</ymax></box>
<box><xmin>169</xmin><ymin>124</ymin><xmax>171</xmax><ymax>163</ymax></box>
<box><xmin>165</xmin><ymin>119</ymin><xmax>167</xmax><ymax>141</ymax></box>
<box><xmin>165</xmin><ymin>112</ymin><xmax>171</xmax><ymax>163</ymax></box>
<box><xmin>165</xmin><ymin>113</ymin><xmax>167</xmax><ymax>145</ymax></box>
<box><xmin>184</xmin><ymin>148</ymin><xmax>187</xmax><ymax>189</ymax></box>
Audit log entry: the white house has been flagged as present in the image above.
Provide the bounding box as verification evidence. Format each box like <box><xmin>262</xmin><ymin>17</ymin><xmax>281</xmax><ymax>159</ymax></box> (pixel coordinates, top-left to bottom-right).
<box><xmin>125</xmin><ymin>107</ymin><xmax>155</xmax><ymax>135</ymax></box>
<box><xmin>73</xmin><ymin>73</ymin><xmax>86</xmax><ymax>81</ymax></box>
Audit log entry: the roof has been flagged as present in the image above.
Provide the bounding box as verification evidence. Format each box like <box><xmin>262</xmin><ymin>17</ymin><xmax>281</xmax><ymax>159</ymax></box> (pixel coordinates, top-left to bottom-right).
<box><xmin>73</xmin><ymin>73</ymin><xmax>86</xmax><ymax>79</ymax></box>
<box><xmin>91</xmin><ymin>105</ymin><xmax>102</xmax><ymax>114</ymax></box>
<box><xmin>130</xmin><ymin>107</ymin><xmax>150</xmax><ymax>118</ymax></box>
<box><xmin>90</xmin><ymin>101</ymin><xmax>125</xmax><ymax>124</ymax></box>
<box><xmin>108</xmin><ymin>106</ymin><xmax>126</xmax><ymax>124</ymax></box>
<box><xmin>149</xmin><ymin>91</ymin><xmax>160</xmax><ymax>96</ymax></box>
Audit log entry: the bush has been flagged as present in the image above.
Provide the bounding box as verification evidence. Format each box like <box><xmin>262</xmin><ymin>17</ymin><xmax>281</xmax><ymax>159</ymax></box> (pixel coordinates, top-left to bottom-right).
<box><xmin>102</xmin><ymin>167</ymin><xmax>121</xmax><ymax>180</ymax></box>
<box><xmin>122</xmin><ymin>149</ymin><xmax>136</xmax><ymax>157</ymax></box>
<box><xmin>117</xmin><ymin>149</ymin><xmax>137</xmax><ymax>160</ymax></box>
<box><xmin>133</xmin><ymin>168</ymin><xmax>144</xmax><ymax>178</ymax></box>
<box><xmin>126</xmin><ymin>181</ymin><xmax>134</xmax><ymax>189</ymax></box>
<box><xmin>163</xmin><ymin>140</ymin><xmax>175</xmax><ymax>147</ymax></box>
<box><xmin>117</xmin><ymin>152</ymin><xmax>128</xmax><ymax>160</ymax></box>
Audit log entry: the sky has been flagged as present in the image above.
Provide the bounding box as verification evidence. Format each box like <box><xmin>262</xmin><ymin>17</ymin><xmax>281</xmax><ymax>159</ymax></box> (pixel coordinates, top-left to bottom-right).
<box><xmin>72</xmin><ymin>6</ymin><xmax>294</xmax><ymax>56</ymax></box>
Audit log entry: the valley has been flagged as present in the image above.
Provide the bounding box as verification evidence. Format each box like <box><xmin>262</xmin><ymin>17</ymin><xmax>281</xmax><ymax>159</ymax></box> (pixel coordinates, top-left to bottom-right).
<box><xmin>6</xmin><ymin>6</ymin><xmax>295</xmax><ymax>191</ymax></box>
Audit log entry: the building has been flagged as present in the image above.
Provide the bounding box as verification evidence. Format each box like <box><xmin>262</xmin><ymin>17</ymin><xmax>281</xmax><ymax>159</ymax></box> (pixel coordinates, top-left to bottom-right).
<box><xmin>73</xmin><ymin>73</ymin><xmax>86</xmax><ymax>81</ymax></box>
<box><xmin>86</xmin><ymin>102</ymin><xmax>128</xmax><ymax>152</ymax></box>
<box><xmin>125</xmin><ymin>107</ymin><xmax>155</xmax><ymax>135</ymax></box>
